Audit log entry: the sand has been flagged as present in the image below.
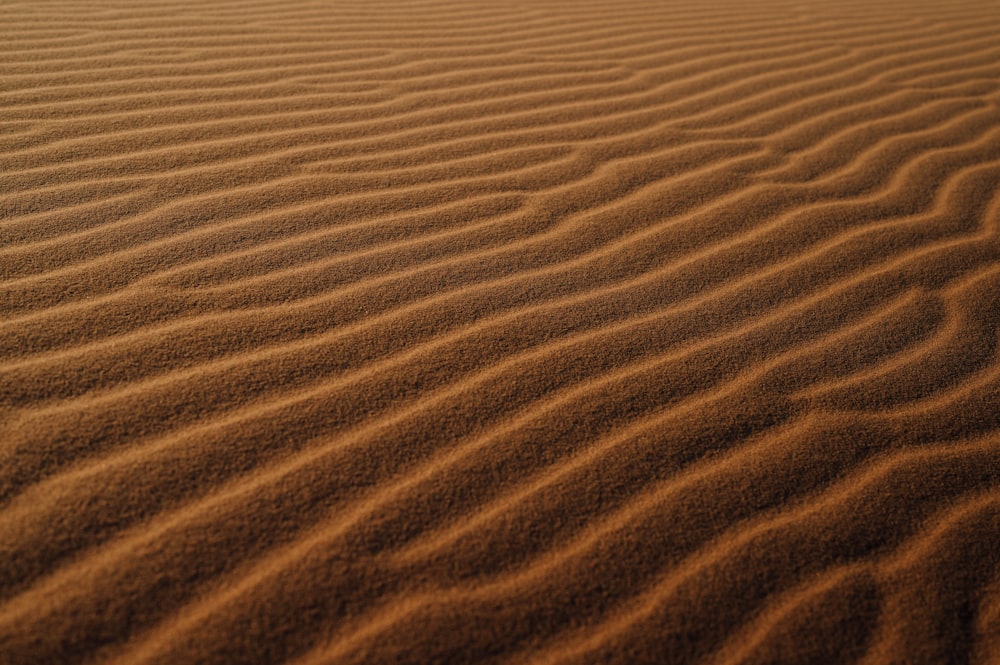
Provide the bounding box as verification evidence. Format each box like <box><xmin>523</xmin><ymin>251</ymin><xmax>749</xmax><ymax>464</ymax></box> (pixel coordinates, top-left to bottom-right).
<box><xmin>2</xmin><ymin>0</ymin><xmax>1000</xmax><ymax>663</ymax></box>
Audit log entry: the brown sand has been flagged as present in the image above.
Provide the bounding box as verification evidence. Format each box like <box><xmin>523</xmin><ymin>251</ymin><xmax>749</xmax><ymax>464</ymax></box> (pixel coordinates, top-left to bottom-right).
<box><xmin>2</xmin><ymin>0</ymin><xmax>1000</xmax><ymax>662</ymax></box>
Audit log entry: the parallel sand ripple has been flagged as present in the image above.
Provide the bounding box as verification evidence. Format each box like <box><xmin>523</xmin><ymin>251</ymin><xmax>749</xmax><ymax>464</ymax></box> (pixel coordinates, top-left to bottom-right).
<box><xmin>2</xmin><ymin>0</ymin><xmax>1000</xmax><ymax>663</ymax></box>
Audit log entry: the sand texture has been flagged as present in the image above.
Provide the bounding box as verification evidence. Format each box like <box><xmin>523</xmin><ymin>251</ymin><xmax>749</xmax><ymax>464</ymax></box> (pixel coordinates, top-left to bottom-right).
<box><xmin>3</xmin><ymin>0</ymin><xmax>1000</xmax><ymax>663</ymax></box>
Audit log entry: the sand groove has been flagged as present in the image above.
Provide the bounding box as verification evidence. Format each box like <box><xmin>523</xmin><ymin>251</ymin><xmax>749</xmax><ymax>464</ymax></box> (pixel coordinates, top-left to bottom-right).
<box><xmin>2</xmin><ymin>1</ymin><xmax>1000</xmax><ymax>663</ymax></box>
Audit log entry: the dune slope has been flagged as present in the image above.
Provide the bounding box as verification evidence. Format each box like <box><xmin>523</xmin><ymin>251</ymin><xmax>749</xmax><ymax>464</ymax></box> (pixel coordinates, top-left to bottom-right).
<box><xmin>2</xmin><ymin>0</ymin><xmax>1000</xmax><ymax>663</ymax></box>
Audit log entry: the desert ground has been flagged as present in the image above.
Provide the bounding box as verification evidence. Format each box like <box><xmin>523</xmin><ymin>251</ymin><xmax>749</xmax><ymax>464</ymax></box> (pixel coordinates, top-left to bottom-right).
<box><xmin>2</xmin><ymin>0</ymin><xmax>1000</xmax><ymax>663</ymax></box>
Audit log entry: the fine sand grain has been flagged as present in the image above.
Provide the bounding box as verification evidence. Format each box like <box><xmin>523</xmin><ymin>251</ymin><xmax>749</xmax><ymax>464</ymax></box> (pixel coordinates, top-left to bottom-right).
<box><xmin>3</xmin><ymin>0</ymin><xmax>1000</xmax><ymax>663</ymax></box>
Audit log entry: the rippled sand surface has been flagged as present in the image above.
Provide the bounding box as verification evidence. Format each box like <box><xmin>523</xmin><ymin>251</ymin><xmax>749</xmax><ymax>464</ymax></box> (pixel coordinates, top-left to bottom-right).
<box><xmin>3</xmin><ymin>1</ymin><xmax>1000</xmax><ymax>663</ymax></box>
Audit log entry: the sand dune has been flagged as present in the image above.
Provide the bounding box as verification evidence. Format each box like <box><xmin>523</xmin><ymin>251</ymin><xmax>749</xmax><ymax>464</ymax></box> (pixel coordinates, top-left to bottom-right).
<box><xmin>2</xmin><ymin>0</ymin><xmax>1000</xmax><ymax>663</ymax></box>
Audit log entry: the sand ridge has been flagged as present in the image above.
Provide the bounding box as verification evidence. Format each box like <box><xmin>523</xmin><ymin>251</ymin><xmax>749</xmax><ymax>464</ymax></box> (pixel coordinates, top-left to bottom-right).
<box><xmin>2</xmin><ymin>0</ymin><xmax>1000</xmax><ymax>663</ymax></box>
